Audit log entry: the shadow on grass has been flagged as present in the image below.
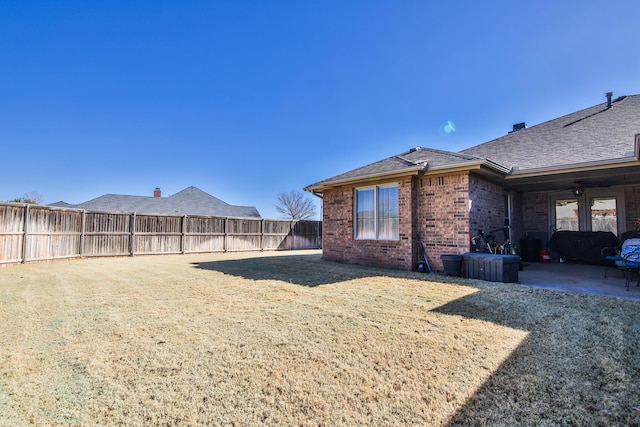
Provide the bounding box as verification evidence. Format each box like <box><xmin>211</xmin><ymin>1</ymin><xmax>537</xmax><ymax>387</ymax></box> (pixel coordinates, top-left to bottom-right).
<box><xmin>191</xmin><ymin>252</ymin><xmax>460</xmax><ymax>287</ymax></box>
<box><xmin>433</xmin><ymin>285</ymin><xmax>640</xmax><ymax>426</ymax></box>
<box><xmin>191</xmin><ymin>253</ymin><xmax>383</xmax><ymax>287</ymax></box>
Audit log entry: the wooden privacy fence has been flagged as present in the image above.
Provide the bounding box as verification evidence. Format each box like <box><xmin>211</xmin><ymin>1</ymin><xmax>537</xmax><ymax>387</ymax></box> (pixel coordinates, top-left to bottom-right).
<box><xmin>0</xmin><ymin>203</ymin><xmax>322</xmax><ymax>265</ymax></box>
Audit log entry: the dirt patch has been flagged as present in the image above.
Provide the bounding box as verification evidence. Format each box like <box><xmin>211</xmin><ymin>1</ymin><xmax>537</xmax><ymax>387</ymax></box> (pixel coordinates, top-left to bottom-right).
<box><xmin>0</xmin><ymin>251</ymin><xmax>639</xmax><ymax>425</ymax></box>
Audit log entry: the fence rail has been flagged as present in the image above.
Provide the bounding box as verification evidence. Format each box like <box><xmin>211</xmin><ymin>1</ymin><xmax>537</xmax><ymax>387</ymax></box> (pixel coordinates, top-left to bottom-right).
<box><xmin>0</xmin><ymin>203</ymin><xmax>322</xmax><ymax>265</ymax></box>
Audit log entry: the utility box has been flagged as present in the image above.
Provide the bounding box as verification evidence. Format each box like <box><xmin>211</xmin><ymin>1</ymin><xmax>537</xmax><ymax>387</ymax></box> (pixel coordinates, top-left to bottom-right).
<box><xmin>463</xmin><ymin>253</ymin><xmax>520</xmax><ymax>283</ymax></box>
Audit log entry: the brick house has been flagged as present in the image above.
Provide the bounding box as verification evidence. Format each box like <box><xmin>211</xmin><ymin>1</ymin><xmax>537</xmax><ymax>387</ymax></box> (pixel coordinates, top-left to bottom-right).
<box><xmin>305</xmin><ymin>93</ymin><xmax>640</xmax><ymax>271</ymax></box>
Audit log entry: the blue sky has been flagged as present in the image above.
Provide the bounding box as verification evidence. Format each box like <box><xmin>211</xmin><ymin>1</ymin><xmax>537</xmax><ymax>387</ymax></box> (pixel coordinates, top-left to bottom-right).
<box><xmin>2</xmin><ymin>1</ymin><xmax>639</xmax><ymax>219</ymax></box>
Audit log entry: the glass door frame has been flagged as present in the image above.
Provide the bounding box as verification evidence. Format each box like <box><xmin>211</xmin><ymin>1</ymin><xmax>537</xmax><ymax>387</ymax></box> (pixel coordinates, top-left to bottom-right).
<box><xmin>549</xmin><ymin>188</ymin><xmax>625</xmax><ymax>236</ymax></box>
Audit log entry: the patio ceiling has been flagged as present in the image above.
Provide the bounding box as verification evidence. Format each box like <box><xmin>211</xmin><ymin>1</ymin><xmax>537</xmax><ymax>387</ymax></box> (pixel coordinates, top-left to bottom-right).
<box><xmin>501</xmin><ymin>161</ymin><xmax>640</xmax><ymax>193</ymax></box>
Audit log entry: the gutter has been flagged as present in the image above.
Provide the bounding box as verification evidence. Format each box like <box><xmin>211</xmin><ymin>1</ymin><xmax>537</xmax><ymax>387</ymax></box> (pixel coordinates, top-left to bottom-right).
<box><xmin>508</xmin><ymin>157</ymin><xmax>640</xmax><ymax>180</ymax></box>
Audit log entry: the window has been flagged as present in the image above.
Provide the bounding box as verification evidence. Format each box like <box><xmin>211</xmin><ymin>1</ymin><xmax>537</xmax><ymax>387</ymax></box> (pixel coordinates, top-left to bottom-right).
<box><xmin>355</xmin><ymin>184</ymin><xmax>399</xmax><ymax>240</ymax></box>
<box><xmin>555</xmin><ymin>199</ymin><xmax>580</xmax><ymax>231</ymax></box>
<box><xmin>590</xmin><ymin>197</ymin><xmax>617</xmax><ymax>235</ymax></box>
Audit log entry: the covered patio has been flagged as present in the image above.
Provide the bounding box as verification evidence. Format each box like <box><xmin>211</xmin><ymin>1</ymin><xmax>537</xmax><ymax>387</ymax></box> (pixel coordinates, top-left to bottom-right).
<box><xmin>516</xmin><ymin>261</ymin><xmax>640</xmax><ymax>301</ymax></box>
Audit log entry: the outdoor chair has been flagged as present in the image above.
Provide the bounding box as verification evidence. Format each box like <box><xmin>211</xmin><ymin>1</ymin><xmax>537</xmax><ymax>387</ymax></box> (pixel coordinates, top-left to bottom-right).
<box><xmin>602</xmin><ymin>230</ymin><xmax>640</xmax><ymax>278</ymax></box>
<box><xmin>604</xmin><ymin>237</ymin><xmax>640</xmax><ymax>291</ymax></box>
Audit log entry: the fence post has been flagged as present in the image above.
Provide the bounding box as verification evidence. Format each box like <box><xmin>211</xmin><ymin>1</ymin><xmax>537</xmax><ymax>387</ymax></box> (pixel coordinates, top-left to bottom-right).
<box><xmin>22</xmin><ymin>204</ymin><xmax>29</xmax><ymax>263</ymax></box>
<box><xmin>260</xmin><ymin>218</ymin><xmax>265</xmax><ymax>251</ymax></box>
<box><xmin>181</xmin><ymin>215</ymin><xmax>187</xmax><ymax>254</ymax></box>
<box><xmin>224</xmin><ymin>217</ymin><xmax>228</xmax><ymax>252</ymax></box>
<box><xmin>290</xmin><ymin>221</ymin><xmax>294</xmax><ymax>250</ymax></box>
<box><xmin>130</xmin><ymin>212</ymin><xmax>136</xmax><ymax>256</ymax></box>
<box><xmin>80</xmin><ymin>210</ymin><xmax>86</xmax><ymax>257</ymax></box>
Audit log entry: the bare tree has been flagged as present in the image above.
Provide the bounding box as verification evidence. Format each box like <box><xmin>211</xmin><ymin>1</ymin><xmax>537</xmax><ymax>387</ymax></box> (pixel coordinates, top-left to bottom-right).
<box><xmin>275</xmin><ymin>190</ymin><xmax>317</xmax><ymax>220</ymax></box>
<box><xmin>23</xmin><ymin>191</ymin><xmax>44</xmax><ymax>204</ymax></box>
<box><xmin>10</xmin><ymin>191</ymin><xmax>44</xmax><ymax>204</ymax></box>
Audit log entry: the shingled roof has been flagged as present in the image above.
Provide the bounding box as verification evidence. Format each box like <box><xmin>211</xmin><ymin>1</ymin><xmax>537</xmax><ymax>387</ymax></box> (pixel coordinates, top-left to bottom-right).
<box><xmin>306</xmin><ymin>94</ymin><xmax>640</xmax><ymax>193</ymax></box>
<box><xmin>306</xmin><ymin>147</ymin><xmax>510</xmax><ymax>192</ymax></box>
<box><xmin>461</xmin><ymin>94</ymin><xmax>640</xmax><ymax>171</ymax></box>
<box><xmin>50</xmin><ymin>186</ymin><xmax>261</xmax><ymax>218</ymax></box>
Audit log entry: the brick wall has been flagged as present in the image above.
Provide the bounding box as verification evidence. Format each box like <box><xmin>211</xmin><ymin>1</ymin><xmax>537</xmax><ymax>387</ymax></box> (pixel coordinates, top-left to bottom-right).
<box><xmin>321</xmin><ymin>186</ymin><xmax>352</xmax><ymax>263</ymax></box>
<box><xmin>321</xmin><ymin>178</ymin><xmax>414</xmax><ymax>270</ymax></box>
<box><xmin>320</xmin><ymin>172</ymin><xmax>510</xmax><ymax>272</ymax></box>
<box><xmin>522</xmin><ymin>192</ymin><xmax>549</xmax><ymax>234</ymax></box>
<box><xmin>624</xmin><ymin>186</ymin><xmax>640</xmax><ymax>232</ymax></box>
<box><xmin>509</xmin><ymin>191</ymin><xmax>524</xmax><ymax>244</ymax></box>
<box><xmin>416</xmin><ymin>173</ymin><xmax>470</xmax><ymax>271</ymax></box>
<box><xmin>468</xmin><ymin>174</ymin><xmax>508</xmax><ymax>244</ymax></box>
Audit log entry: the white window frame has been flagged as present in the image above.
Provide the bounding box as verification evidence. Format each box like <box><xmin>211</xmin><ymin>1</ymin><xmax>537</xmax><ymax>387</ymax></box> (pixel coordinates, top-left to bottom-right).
<box><xmin>354</xmin><ymin>184</ymin><xmax>399</xmax><ymax>240</ymax></box>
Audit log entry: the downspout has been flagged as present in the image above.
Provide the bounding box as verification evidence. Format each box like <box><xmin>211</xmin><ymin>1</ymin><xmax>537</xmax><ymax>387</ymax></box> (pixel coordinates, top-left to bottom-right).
<box><xmin>507</xmin><ymin>192</ymin><xmax>513</xmax><ymax>241</ymax></box>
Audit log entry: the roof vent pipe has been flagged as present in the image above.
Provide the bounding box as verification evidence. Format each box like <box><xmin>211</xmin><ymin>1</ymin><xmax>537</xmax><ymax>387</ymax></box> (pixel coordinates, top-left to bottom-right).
<box><xmin>606</xmin><ymin>92</ymin><xmax>613</xmax><ymax>109</ymax></box>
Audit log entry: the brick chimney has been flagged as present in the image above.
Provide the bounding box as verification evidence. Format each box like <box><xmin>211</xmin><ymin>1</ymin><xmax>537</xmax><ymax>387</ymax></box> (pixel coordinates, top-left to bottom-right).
<box><xmin>154</xmin><ymin>187</ymin><xmax>161</xmax><ymax>198</ymax></box>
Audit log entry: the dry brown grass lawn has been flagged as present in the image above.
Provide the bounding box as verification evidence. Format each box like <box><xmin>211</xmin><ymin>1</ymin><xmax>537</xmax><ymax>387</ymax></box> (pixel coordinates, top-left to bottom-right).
<box><xmin>0</xmin><ymin>250</ymin><xmax>639</xmax><ymax>426</ymax></box>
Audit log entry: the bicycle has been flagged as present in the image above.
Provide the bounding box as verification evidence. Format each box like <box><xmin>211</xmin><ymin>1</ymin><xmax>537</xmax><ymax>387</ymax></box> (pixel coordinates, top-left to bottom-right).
<box><xmin>471</xmin><ymin>227</ymin><xmax>519</xmax><ymax>255</ymax></box>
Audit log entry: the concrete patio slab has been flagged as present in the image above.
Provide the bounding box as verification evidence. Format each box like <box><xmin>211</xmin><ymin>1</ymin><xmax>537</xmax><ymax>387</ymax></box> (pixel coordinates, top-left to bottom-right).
<box><xmin>516</xmin><ymin>261</ymin><xmax>640</xmax><ymax>301</ymax></box>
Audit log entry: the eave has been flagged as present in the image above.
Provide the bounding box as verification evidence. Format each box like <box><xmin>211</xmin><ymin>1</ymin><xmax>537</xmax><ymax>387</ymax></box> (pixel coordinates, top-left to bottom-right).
<box><xmin>504</xmin><ymin>158</ymin><xmax>640</xmax><ymax>192</ymax></box>
<box><xmin>304</xmin><ymin>165</ymin><xmax>426</xmax><ymax>195</ymax></box>
<box><xmin>508</xmin><ymin>156</ymin><xmax>640</xmax><ymax>180</ymax></box>
<box><xmin>503</xmin><ymin>135</ymin><xmax>640</xmax><ymax>191</ymax></box>
<box><xmin>305</xmin><ymin>159</ymin><xmax>511</xmax><ymax>196</ymax></box>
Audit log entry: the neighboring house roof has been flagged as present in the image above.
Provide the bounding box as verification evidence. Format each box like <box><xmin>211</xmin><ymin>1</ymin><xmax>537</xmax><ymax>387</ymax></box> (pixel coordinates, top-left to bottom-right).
<box><xmin>50</xmin><ymin>186</ymin><xmax>261</xmax><ymax>218</ymax></box>
<box><xmin>306</xmin><ymin>94</ymin><xmax>640</xmax><ymax>193</ymax></box>
<box><xmin>461</xmin><ymin>94</ymin><xmax>640</xmax><ymax>171</ymax></box>
<box><xmin>50</xmin><ymin>201</ymin><xmax>73</xmax><ymax>208</ymax></box>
